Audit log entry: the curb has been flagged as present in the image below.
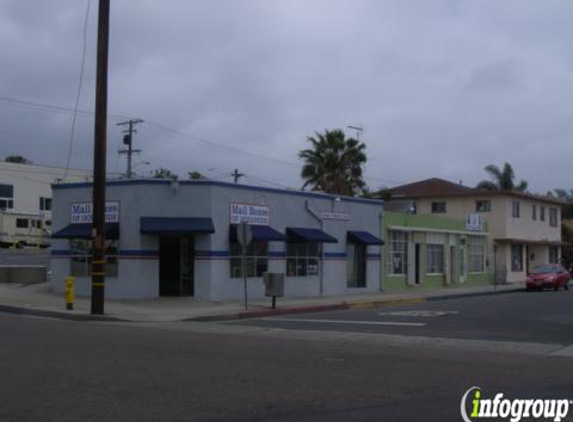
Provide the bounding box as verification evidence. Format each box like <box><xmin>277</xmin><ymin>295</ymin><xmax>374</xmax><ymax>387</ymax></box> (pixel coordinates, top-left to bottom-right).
<box><xmin>187</xmin><ymin>287</ymin><xmax>523</xmax><ymax>321</ymax></box>
<box><xmin>0</xmin><ymin>303</ymin><xmax>127</xmax><ymax>322</ymax></box>
<box><xmin>0</xmin><ymin>286</ymin><xmax>524</xmax><ymax>323</ymax></box>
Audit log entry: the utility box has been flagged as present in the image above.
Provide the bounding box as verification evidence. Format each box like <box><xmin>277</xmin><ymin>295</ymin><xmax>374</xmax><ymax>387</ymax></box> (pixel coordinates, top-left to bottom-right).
<box><xmin>263</xmin><ymin>273</ymin><xmax>285</xmax><ymax>298</ymax></box>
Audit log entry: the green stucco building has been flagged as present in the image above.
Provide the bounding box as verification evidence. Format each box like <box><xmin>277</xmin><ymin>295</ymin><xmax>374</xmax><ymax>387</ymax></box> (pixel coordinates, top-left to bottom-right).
<box><xmin>382</xmin><ymin>212</ymin><xmax>491</xmax><ymax>292</ymax></box>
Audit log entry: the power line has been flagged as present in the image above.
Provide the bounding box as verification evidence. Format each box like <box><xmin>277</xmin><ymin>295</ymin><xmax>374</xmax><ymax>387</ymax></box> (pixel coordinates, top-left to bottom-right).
<box><xmin>63</xmin><ymin>0</ymin><xmax>92</xmax><ymax>181</ymax></box>
<box><xmin>0</xmin><ymin>95</ymin><xmax>134</xmax><ymax>121</ymax></box>
<box><xmin>144</xmin><ymin>122</ymin><xmax>300</xmax><ymax>169</ymax></box>
<box><xmin>0</xmin><ymin>95</ymin><xmax>401</xmax><ymax>187</ymax></box>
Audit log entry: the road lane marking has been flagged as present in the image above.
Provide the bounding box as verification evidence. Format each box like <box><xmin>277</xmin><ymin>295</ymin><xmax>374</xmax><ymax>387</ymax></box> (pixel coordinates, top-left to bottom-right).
<box><xmin>377</xmin><ymin>310</ymin><xmax>459</xmax><ymax>318</ymax></box>
<box><xmin>264</xmin><ymin>317</ymin><xmax>427</xmax><ymax>327</ymax></box>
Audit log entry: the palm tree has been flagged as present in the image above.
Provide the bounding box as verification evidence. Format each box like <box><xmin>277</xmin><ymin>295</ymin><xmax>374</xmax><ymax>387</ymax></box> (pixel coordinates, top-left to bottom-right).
<box><xmin>299</xmin><ymin>129</ymin><xmax>367</xmax><ymax>196</ymax></box>
<box><xmin>476</xmin><ymin>162</ymin><xmax>528</xmax><ymax>192</ymax></box>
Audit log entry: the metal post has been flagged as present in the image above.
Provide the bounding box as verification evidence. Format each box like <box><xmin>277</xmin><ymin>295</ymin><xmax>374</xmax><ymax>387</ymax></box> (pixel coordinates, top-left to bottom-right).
<box><xmin>91</xmin><ymin>0</ymin><xmax>110</xmax><ymax>315</ymax></box>
<box><xmin>242</xmin><ymin>244</ymin><xmax>248</xmax><ymax>311</ymax></box>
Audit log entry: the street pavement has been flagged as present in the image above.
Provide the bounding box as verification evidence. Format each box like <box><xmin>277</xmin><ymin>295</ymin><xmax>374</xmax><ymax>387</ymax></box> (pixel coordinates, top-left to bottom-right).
<box><xmin>1</xmin><ymin>290</ymin><xmax>573</xmax><ymax>422</ymax></box>
<box><xmin>227</xmin><ymin>289</ymin><xmax>573</xmax><ymax>346</ymax></box>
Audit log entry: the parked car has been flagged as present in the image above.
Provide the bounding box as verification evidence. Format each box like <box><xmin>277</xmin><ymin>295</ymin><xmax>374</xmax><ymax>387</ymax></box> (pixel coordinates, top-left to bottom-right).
<box><xmin>526</xmin><ymin>264</ymin><xmax>571</xmax><ymax>291</ymax></box>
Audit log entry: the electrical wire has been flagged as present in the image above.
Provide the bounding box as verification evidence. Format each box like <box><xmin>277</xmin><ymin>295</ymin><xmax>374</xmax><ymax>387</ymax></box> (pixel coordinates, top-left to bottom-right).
<box><xmin>0</xmin><ymin>95</ymin><xmax>400</xmax><ymax>188</ymax></box>
<box><xmin>63</xmin><ymin>0</ymin><xmax>92</xmax><ymax>181</ymax></box>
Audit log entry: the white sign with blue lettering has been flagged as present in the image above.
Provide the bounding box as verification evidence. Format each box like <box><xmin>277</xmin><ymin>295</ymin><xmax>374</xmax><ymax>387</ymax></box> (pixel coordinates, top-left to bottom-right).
<box><xmin>466</xmin><ymin>213</ymin><xmax>484</xmax><ymax>231</ymax></box>
<box><xmin>230</xmin><ymin>203</ymin><xmax>270</xmax><ymax>226</ymax></box>
<box><xmin>71</xmin><ymin>201</ymin><xmax>120</xmax><ymax>224</ymax></box>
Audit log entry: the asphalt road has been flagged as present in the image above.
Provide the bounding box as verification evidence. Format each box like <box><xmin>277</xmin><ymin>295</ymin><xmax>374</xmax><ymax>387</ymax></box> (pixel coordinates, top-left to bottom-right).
<box><xmin>1</xmin><ymin>291</ymin><xmax>573</xmax><ymax>422</ymax></box>
<box><xmin>229</xmin><ymin>289</ymin><xmax>573</xmax><ymax>345</ymax></box>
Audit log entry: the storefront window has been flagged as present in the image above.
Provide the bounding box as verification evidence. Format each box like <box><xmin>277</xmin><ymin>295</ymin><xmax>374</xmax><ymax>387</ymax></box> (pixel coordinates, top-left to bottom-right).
<box><xmin>389</xmin><ymin>231</ymin><xmax>408</xmax><ymax>274</ymax></box>
<box><xmin>468</xmin><ymin>236</ymin><xmax>486</xmax><ymax>273</ymax></box>
<box><xmin>69</xmin><ymin>239</ymin><xmax>119</xmax><ymax>277</ymax></box>
<box><xmin>511</xmin><ymin>244</ymin><xmax>523</xmax><ymax>272</ymax></box>
<box><xmin>229</xmin><ymin>240</ymin><xmax>268</xmax><ymax>278</ymax></box>
<box><xmin>286</xmin><ymin>242</ymin><xmax>320</xmax><ymax>277</ymax></box>
<box><xmin>426</xmin><ymin>244</ymin><xmax>444</xmax><ymax>274</ymax></box>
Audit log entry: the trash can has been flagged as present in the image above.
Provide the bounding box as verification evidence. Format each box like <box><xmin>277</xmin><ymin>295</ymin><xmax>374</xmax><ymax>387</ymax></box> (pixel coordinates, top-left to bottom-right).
<box><xmin>263</xmin><ymin>273</ymin><xmax>284</xmax><ymax>308</ymax></box>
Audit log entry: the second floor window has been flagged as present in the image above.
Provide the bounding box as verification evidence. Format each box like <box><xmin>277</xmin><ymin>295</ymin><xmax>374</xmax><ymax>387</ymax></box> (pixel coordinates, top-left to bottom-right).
<box><xmin>431</xmin><ymin>201</ymin><xmax>446</xmax><ymax>213</ymax></box>
<box><xmin>512</xmin><ymin>200</ymin><xmax>520</xmax><ymax>218</ymax></box>
<box><xmin>532</xmin><ymin>205</ymin><xmax>537</xmax><ymax>220</ymax></box>
<box><xmin>476</xmin><ymin>200</ymin><xmax>491</xmax><ymax>212</ymax></box>
<box><xmin>39</xmin><ymin>197</ymin><xmax>52</xmax><ymax>211</ymax></box>
<box><xmin>540</xmin><ymin>206</ymin><xmax>546</xmax><ymax>221</ymax></box>
<box><xmin>549</xmin><ymin>208</ymin><xmax>559</xmax><ymax>227</ymax></box>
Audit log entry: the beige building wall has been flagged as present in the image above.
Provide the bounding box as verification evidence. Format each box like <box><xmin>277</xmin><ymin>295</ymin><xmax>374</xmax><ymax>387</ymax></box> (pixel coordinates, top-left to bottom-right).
<box><xmin>414</xmin><ymin>194</ymin><xmax>561</xmax><ymax>284</ymax></box>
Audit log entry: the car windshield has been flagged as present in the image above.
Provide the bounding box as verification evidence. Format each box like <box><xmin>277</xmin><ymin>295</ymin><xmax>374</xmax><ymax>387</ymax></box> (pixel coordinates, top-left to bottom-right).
<box><xmin>533</xmin><ymin>266</ymin><xmax>558</xmax><ymax>274</ymax></box>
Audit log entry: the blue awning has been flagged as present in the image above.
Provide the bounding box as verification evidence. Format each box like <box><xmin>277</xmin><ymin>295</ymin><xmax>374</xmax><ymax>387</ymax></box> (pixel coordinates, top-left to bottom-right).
<box><xmin>347</xmin><ymin>230</ymin><xmax>384</xmax><ymax>245</ymax></box>
<box><xmin>52</xmin><ymin>223</ymin><xmax>120</xmax><ymax>240</ymax></box>
<box><xmin>140</xmin><ymin>217</ymin><xmax>215</xmax><ymax>235</ymax></box>
<box><xmin>286</xmin><ymin>227</ymin><xmax>338</xmax><ymax>243</ymax></box>
<box><xmin>229</xmin><ymin>225</ymin><xmax>286</xmax><ymax>241</ymax></box>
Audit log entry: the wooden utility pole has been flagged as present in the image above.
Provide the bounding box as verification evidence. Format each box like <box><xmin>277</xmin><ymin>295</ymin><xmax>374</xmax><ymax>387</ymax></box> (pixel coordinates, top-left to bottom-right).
<box><xmin>91</xmin><ymin>0</ymin><xmax>111</xmax><ymax>315</ymax></box>
<box><xmin>232</xmin><ymin>169</ymin><xmax>244</xmax><ymax>184</ymax></box>
<box><xmin>118</xmin><ymin>119</ymin><xmax>143</xmax><ymax>178</ymax></box>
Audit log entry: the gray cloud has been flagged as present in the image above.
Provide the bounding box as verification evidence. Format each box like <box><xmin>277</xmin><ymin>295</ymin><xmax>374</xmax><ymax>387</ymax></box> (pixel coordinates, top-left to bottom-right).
<box><xmin>1</xmin><ymin>0</ymin><xmax>573</xmax><ymax>193</ymax></box>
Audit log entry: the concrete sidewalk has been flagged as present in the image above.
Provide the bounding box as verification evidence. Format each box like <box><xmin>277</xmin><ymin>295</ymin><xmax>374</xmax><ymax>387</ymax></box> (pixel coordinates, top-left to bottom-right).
<box><xmin>0</xmin><ymin>281</ymin><xmax>524</xmax><ymax>323</ymax></box>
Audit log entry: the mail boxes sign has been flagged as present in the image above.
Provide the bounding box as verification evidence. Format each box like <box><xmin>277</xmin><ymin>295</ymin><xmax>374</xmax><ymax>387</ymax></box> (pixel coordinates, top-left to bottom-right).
<box><xmin>230</xmin><ymin>203</ymin><xmax>270</xmax><ymax>226</ymax></box>
<box><xmin>71</xmin><ymin>201</ymin><xmax>120</xmax><ymax>224</ymax></box>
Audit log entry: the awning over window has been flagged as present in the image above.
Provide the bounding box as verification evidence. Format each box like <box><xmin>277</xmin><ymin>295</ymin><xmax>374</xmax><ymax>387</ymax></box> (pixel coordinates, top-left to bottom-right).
<box><xmin>347</xmin><ymin>230</ymin><xmax>384</xmax><ymax>245</ymax></box>
<box><xmin>230</xmin><ymin>225</ymin><xmax>287</xmax><ymax>241</ymax></box>
<box><xmin>140</xmin><ymin>217</ymin><xmax>215</xmax><ymax>235</ymax></box>
<box><xmin>286</xmin><ymin>227</ymin><xmax>338</xmax><ymax>243</ymax></box>
<box><xmin>52</xmin><ymin>223</ymin><xmax>120</xmax><ymax>240</ymax></box>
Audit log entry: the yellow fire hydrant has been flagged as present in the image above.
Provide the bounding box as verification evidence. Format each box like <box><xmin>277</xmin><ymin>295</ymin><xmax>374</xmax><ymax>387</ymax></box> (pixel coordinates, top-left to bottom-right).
<box><xmin>65</xmin><ymin>276</ymin><xmax>75</xmax><ymax>310</ymax></box>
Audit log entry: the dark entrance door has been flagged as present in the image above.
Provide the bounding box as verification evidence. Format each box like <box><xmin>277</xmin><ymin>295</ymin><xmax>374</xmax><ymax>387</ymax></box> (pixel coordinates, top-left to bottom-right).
<box><xmin>159</xmin><ymin>236</ymin><xmax>194</xmax><ymax>296</ymax></box>
<box><xmin>415</xmin><ymin>243</ymin><xmax>421</xmax><ymax>284</ymax></box>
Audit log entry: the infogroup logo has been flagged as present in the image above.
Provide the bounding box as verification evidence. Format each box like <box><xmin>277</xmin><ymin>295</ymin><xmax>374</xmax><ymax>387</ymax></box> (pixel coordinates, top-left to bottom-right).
<box><xmin>460</xmin><ymin>386</ymin><xmax>572</xmax><ymax>422</ymax></box>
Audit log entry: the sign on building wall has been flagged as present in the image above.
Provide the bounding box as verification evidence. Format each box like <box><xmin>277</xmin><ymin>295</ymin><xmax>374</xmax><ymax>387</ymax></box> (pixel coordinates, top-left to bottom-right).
<box><xmin>466</xmin><ymin>213</ymin><xmax>484</xmax><ymax>231</ymax></box>
<box><xmin>229</xmin><ymin>203</ymin><xmax>270</xmax><ymax>225</ymax></box>
<box><xmin>320</xmin><ymin>211</ymin><xmax>350</xmax><ymax>221</ymax></box>
<box><xmin>71</xmin><ymin>201</ymin><xmax>120</xmax><ymax>224</ymax></box>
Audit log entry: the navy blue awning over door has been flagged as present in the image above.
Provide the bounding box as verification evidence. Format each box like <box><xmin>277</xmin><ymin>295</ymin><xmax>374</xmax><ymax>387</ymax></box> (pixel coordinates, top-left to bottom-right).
<box><xmin>52</xmin><ymin>223</ymin><xmax>120</xmax><ymax>240</ymax></box>
<box><xmin>140</xmin><ymin>217</ymin><xmax>215</xmax><ymax>235</ymax></box>
<box><xmin>286</xmin><ymin>227</ymin><xmax>338</xmax><ymax>243</ymax></box>
<box><xmin>347</xmin><ymin>230</ymin><xmax>384</xmax><ymax>245</ymax></box>
<box><xmin>229</xmin><ymin>225</ymin><xmax>286</xmax><ymax>241</ymax></box>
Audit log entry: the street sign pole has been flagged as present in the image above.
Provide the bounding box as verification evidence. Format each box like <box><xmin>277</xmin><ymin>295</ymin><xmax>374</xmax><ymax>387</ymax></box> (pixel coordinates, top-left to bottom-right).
<box><xmin>238</xmin><ymin>221</ymin><xmax>252</xmax><ymax>311</ymax></box>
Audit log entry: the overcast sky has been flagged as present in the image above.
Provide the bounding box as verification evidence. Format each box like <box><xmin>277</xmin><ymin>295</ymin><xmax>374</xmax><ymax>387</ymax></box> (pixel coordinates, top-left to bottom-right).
<box><xmin>1</xmin><ymin>0</ymin><xmax>572</xmax><ymax>193</ymax></box>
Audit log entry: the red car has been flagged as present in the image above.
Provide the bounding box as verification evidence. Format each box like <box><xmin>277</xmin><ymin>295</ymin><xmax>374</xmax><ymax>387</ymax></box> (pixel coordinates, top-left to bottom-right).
<box><xmin>526</xmin><ymin>264</ymin><xmax>571</xmax><ymax>291</ymax></box>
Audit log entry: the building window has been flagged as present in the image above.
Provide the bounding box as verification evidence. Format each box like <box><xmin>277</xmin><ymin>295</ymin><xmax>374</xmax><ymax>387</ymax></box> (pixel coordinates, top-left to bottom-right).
<box><xmin>512</xmin><ymin>201</ymin><xmax>520</xmax><ymax>218</ymax></box>
<box><xmin>286</xmin><ymin>242</ymin><xmax>320</xmax><ymax>277</ymax></box>
<box><xmin>229</xmin><ymin>240</ymin><xmax>268</xmax><ymax>278</ymax></box>
<box><xmin>511</xmin><ymin>244</ymin><xmax>523</xmax><ymax>272</ymax></box>
<box><xmin>548</xmin><ymin>246</ymin><xmax>559</xmax><ymax>264</ymax></box>
<box><xmin>549</xmin><ymin>208</ymin><xmax>559</xmax><ymax>227</ymax></box>
<box><xmin>540</xmin><ymin>206</ymin><xmax>546</xmax><ymax>221</ymax></box>
<box><xmin>531</xmin><ymin>205</ymin><xmax>537</xmax><ymax>220</ymax></box>
<box><xmin>389</xmin><ymin>230</ymin><xmax>408</xmax><ymax>274</ymax></box>
<box><xmin>431</xmin><ymin>201</ymin><xmax>446</xmax><ymax>213</ymax></box>
<box><xmin>0</xmin><ymin>183</ymin><xmax>14</xmax><ymax>211</ymax></box>
<box><xmin>476</xmin><ymin>200</ymin><xmax>491</xmax><ymax>212</ymax></box>
<box><xmin>16</xmin><ymin>218</ymin><xmax>29</xmax><ymax>229</ymax></box>
<box><xmin>468</xmin><ymin>236</ymin><xmax>486</xmax><ymax>273</ymax></box>
<box><xmin>39</xmin><ymin>197</ymin><xmax>52</xmax><ymax>211</ymax></box>
<box><xmin>0</xmin><ymin>198</ymin><xmax>13</xmax><ymax>210</ymax></box>
<box><xmin>70</xmin><ymin>239</ymin><xmax>118</xmax><ymax>277</ymax></box>
<box><xmin>426</xmin><ymin>244</ymin><xmax>444</xmax><ymax>274</ymax></box>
